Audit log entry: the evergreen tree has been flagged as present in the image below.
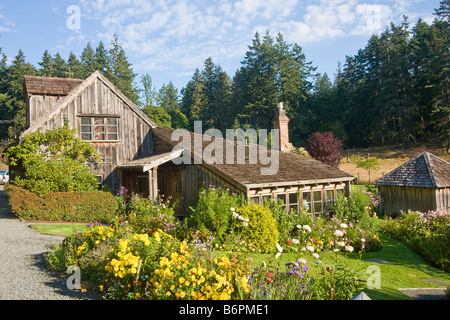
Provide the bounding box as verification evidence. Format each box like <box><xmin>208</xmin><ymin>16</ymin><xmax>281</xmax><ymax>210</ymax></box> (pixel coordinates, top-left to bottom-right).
<box><xmin>180</xmin><ymin>69</ymin><xmax>207</xmax><ymax>130</ymax></box>
<box><xmin>94</xmin><ymin>41</ymin><xmax>111</xmax><ymax>76</ymax></box>
<box><xmin>38</xmin><ymin>50</ymin><xmax>54</xmax><ymax>77</ymax></box>
<box><xmin>1</xmin><ymin>50</ymin><xmax>36</xmax><ymax>139</ymax></box>
<box><xmin>67</xmin><ymin>51</ymin><xmax>83</xmax><ymax>79</ymax></box>
<box><xmin>109</xmin><ymin>34</ymin><xmax>140</xmax><ymax>105</ymax></box>
<box><xmin>80</xmin><ymin>42</ymin><xmax>96</xmax><ymax>78</ymax></box>
<box><xmin>52</xmin><ymin>52</ymin><xmax>68</xmax><ymax>78</ymax></box>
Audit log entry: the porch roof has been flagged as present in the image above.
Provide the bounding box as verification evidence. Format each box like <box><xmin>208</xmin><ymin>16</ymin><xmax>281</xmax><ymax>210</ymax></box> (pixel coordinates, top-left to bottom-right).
<box><xmin>119</xmin><ymin>149</ymin><xmax>183</xmax><ymax>172</ymax></box>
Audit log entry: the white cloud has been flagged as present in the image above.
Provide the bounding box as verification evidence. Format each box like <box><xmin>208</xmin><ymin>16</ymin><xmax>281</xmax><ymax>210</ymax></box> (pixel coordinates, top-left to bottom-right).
<box><xmin>73</xmin><ymin>0</ymin><xmax>436</xmax><ymax>88</ymax></box>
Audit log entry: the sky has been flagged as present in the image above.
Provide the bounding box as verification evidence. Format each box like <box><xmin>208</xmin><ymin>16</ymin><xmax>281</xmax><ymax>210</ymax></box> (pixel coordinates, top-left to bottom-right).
<box><xmin>0</xmin><ymin>0</ymin><xmax>442</xmax><ymax>102</ymax></box>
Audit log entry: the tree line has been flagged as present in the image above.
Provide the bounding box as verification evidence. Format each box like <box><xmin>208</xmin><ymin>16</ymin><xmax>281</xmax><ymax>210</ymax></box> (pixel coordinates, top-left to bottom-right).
<box><xmin>1</xmin><ymin>1</ymin><xmax>448</xmax><ymax>152</ymax></box>
<box><xmin>149</xmin><ymin>2</ymin><xmax>449</xmax><ymax>152</ymax></box>
<box><xmin>0</xmin><ymin>34</ymin><xmax>139</xmax><ymax>140</ymax></box>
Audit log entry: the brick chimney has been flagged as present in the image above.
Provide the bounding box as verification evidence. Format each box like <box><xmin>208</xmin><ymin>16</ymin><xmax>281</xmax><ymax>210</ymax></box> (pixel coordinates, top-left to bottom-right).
<box><xmin>272</xmin><ymin>102</ymin><xmax>293</xmax><ymax>152</ymax></box>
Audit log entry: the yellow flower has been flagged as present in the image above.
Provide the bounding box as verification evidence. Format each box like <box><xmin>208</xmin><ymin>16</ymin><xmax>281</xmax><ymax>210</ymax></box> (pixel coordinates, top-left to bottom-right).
<box><xmin>179</xmin><ymin>277</ymin><xmax>186</xmax><ymax>284</ymax></box>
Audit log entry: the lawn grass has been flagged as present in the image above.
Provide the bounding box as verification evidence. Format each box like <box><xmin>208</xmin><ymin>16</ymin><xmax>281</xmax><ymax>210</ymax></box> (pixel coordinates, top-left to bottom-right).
<box><xmin>36</xmin><ymin>223</ymin><xmax>450</xmax><ymax>300</ymax></box>
<box><xmin>31</xmin><ymin>223</ymin><xmax>88</xmax><ymax>237</ymax></box>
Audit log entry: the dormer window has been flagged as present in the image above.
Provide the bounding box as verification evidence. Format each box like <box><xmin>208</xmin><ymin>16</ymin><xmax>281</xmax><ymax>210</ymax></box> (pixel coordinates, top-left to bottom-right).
<box><xmin>80</xmin><ymin>116</ymin><xmax>119</xmax><ymax>141</ymax></box>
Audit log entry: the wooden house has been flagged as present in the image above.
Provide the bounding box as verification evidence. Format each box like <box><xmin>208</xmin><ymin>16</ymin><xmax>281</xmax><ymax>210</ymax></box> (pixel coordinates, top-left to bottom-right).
<box><xmin>22</xmin><ymin>71</ymin><xmax>355</xmax><ymax>217</ymax></box>
<box><xmin>375</xmin><ymin>152</ymin><xmax>450</xmax><ymax>216</ymax></box>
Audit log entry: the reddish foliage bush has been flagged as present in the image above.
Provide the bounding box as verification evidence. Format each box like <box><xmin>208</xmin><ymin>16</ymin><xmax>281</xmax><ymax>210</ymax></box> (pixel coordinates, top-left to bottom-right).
<box><xmin>306</xmin><ymin>132</ymin><xmax>343</xmax><ymax>168</ymax></box>
<box><xmin>4</xmin><ymin>184</ymin><xmax>118</xmax><ymax>223</ymax></box>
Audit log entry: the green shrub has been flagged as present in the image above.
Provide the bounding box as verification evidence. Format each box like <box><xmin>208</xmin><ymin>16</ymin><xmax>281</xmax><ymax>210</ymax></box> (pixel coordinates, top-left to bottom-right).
<box><xmin>380</xmin><ymin>210</ymin><xmax>450</xmax><ymax>272</ymax></box>
<box><xmin>234</xmin><ymin>203</ymin><xmax>279</xmax><ymax>254</ymax></box>
<box><xmin>14</xmin><ymin>157</ymin><xmax>98</xmax><ymax>197</ymax></box>
<box><xmin>5</xmin><ymin>124</ymin><xmax>99</xmax><ymax>197</ymax></box>
<box><xmin>185</xmin><ymin>185</ymin><xmax>244</xmax><ymax>241</ymax></box>
<box><xmin>329</xmin><ymin>186</ymin><xmax>380</xmax><ymax>223</ymax></box>
<box><xmin>125</xmin><ymin>193</ymin><xmax>181</xmax><ymax>236</ymax></box>
<box><xmin>5</xmin><ymin>184</ymin><xmax>118</xmax><ymax>223</ymax></box>
<box><xmin>265</xmin><ymin>199</ymin><xmax>310</xmax><ymax>250</ymax></box>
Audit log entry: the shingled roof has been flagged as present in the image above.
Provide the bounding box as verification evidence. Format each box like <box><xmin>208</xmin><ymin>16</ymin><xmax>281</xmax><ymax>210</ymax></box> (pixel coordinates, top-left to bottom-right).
<box><xmin>23</xmin><ymin>75</ymin><xmax>84</xmax><ymax>96</ymax></box>
<box><xmin>151</xmin><ymin>126</ymin><xmax>355</xmax><ymax>188</ymax></box>
<box><xmin>375</xmin><ymin>152</ymin><xmax>450</xmax><ymax>188</ymax></box>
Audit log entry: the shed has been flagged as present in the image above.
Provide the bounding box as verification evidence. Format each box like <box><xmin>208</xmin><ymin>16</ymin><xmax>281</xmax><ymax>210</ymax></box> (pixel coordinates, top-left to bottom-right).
<box><xmin>375</xmin><ymin>152</ymin><xmax>450</xmax><ymax>216</ymax></box>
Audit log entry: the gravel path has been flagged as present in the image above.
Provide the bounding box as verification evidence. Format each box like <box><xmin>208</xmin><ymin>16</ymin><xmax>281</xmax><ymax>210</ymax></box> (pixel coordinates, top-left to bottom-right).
<box><xmin>0</xmin><ymin>185</ymin><xmax>99</xmax><ymax>300</ymax></box>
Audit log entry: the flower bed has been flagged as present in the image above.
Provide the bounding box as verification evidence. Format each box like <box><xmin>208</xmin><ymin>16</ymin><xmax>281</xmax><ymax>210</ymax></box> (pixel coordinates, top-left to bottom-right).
<box><xmin>44</xmin><ymin>184</ymin><xmax>383</xmax><ymax>300</ymax></box>
<box><xmin>380</xmin><ymin>209</ymin><xmax>450</xmax><ymax>272</ymax></box>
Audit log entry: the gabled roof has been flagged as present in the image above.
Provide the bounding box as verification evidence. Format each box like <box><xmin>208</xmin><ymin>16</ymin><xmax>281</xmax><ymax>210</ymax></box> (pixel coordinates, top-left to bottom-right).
<box><xmin>24</xmin><ymin>75</ymin><xmax>84</xmax><ymax>96</ymax></box>
<box><xmin>22</xmin><ymin>71</ymin><xmax>156</xmax><ymax>136</ymax></box>
<box><xmin>375</xmin><ymin>152</ymin><xmax>450</xmax><ymax>188</ymax></box>
<box><xmin>151</xmin><ymin>126</ymin><xmax>355</xmax><ymax>189</ymax></box>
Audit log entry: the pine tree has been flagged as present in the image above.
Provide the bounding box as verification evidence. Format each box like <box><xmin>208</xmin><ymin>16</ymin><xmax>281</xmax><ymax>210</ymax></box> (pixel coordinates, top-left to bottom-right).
<box><xmin>2</xmin><ymin>50</ymin><xmax>36</xmax><ymax>138</ymax></box>
<box><xmin>109</xmin><ymin>34</ymin><xmax>140</xmax><ymax>105</ymax></box>
<box><xmin>67</xmin><ymin>51</ymin><xmax>83</xmax><ymax>79</ymax></box>
<box><xmin>180</xmin><ymin>69</ymin><xmax>206</xmax><ymax>130</ymax></box>
<box><xmin>80</xmin><ymin>42</ymin><xmax>96</xmax><ymax>78</ymax></box>
<box><xmin>52</xmin><ymin>52</ymin><xmax>68</xmax><ymax>78</ymax></box>
<box><xmin>94</xmin><ymin>41</ymin><xmax>111</xmax><ymax>76</ymax></box>
<box><xmin>38</xmin><ymin>50</ymin><xmax>54</xmax><ymax>77</ymax></box>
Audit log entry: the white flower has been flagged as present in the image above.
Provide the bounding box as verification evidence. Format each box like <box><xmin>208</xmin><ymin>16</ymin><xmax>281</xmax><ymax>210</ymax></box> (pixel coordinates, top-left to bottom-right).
<box><xmin>340</xmin><ymin>223</ymin><xmax>348</xmax><ymax>229</ymax></box>
<box><xmin>333</xmin><ymin>248</ymin><xmax>340</xmax><ymax>253</ymax></box>
<box><xmin>230</xmin><ymin>207</ymin><xmax>235</xmax><ymax>211</ymax></box>
<box><xmin>242</xmin><ymin>222</ymin><xmax>248</xmax><ymax>227</ymax></box>
<box><xmin>302</xmin><ymin>225</ymin><xmax>312</xmax><ymax>232</ymax></box>
<box><xmin>275</xmin><ymin>252</ymin><xmax>281</xmax><ymax>259</ymax></box>
<box><xmin>291</xmin><ymin>239</ymin><xmax>299</xmax><ymax>245</ymax></box>
<box><xmin>296</xmin><ymin>225</ymin><xmax>302</xmax><ymax>229</ymax></box>
<box><xmin>312</xmin><ymin>253</ymin><xmax>320</xmax><ymax>259</ymax></box>
<box><xmin>306</xmin><ymin>245</ymin><xmax>315</xmax><ymax>252</ymax></box>
<box><xmin>361</xmin><ymin>238</ymin><xmax>366</xmax><ymax>243</ymax></box>
<box><xmin>276</xmin><ymin>243</ymin><xmax>283</xmax><ymax>252</ymax></box>
<box><xmin>337</xmin><ymin>241</ymin><xmax>346</xmax><ymax>247</ymax></box>
<box><xmin>345</xmin><ymin>246</ymin><xmax>354</xmax><ymax>253</ymax></box>
<box><xmin>298</xmin><ymin>258</ymin><xmax>307</xmax><ymax>265</ymax></box>
<box><xmin>334</xmin><ymin>230</ymin><xmax>344</xmax><ymax>237</ymax></box>
<box><xmin>232</xmin><ymin>212</ymin><xmax>239</xmax><ymax>218</ymax></box>
<box><xmin>262</xmin><ymin>261</ymin><xmax>267</xmax><ymax>267</ymax></box>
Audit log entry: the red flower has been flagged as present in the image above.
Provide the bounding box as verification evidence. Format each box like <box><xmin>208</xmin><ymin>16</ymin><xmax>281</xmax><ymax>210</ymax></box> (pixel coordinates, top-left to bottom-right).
<box><xmin>287</xmin><ymin>241</ymin><xmax>291</xmax><ymax>245</ymax></box>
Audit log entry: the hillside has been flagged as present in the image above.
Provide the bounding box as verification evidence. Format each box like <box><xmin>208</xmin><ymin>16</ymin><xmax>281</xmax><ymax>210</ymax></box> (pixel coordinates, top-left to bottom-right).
<box><xmin>339</xmin><ymin>147</ymin><xmax>450</xmax><ymax>184</ymax></box>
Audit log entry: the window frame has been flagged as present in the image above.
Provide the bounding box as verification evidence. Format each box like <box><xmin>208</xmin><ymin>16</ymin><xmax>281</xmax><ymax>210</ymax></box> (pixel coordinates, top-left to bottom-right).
<box><xmin>79</xmin><ymin>116</ymin><xmax>120</xmax><ymax>142</ymax></box>
<box><xmin>288</xmin><ymin>192</ymin><xmax>299</xmax><ymax>213</ymax></box>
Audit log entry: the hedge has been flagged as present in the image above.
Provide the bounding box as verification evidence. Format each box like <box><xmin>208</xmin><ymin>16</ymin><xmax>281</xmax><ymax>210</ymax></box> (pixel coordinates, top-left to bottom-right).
<box><xmin>4</xmin><ymin>184</ymin><xmax>118</xmax><ymax>223</ymax></box>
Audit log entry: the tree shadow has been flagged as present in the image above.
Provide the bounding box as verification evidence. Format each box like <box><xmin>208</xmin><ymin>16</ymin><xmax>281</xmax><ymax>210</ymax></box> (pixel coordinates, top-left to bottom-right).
<box><xmin>29</xmin><ymin>252</ymin><xmax>102</xmax><ymax>300</ymax></box>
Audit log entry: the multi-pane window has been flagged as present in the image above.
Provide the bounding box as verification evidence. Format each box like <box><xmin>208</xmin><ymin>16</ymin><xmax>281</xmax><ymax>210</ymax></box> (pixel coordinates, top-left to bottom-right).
<box><xmin>313</xmin><ymin>190</ymin><xmax>323</xmax><ymax>215</ymax></box>
<box><xmin>302</xmin><ymin>191</ymin><xmax>311</xmax><ymax>211</ymax></box>
<box><xmin>80</xmin><ymin>117</ymin><xmax>119</xmax><ymax>141</ymax></box>
<box><xmin>250</xmin><ymin>196</ymin><xmax>260</xmax><ymax>204</ymax></box>
<box><xmin>277</xmin><ymin>193</ymin><xmax>287</xmax><ymax>211</ymax></box>
<box><xmin>262</xmin><ymin>195</ymin><xmax>272</xmax><ymax>205</ymax></box>
<box><xmin>288</xmin><ymin>192</ymin><xmax>298</xmax><ymax>213</ymax></box>
<box><xmin>326</xmin><ymin>189</ymin><xmax>335</xmax><ymax>207</ymax></box>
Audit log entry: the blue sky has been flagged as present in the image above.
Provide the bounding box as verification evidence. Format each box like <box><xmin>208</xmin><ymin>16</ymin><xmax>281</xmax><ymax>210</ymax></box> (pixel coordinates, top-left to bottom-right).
<box><xmin>0</xmin><ymin>0</ymin><xmax>441</xmax><ymax>101</ymax></box>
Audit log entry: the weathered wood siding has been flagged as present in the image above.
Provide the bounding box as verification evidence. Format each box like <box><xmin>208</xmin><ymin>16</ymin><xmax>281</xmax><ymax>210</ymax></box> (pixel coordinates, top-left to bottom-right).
<box><xmin>379</xmin><ymin>185</ymin><xmax>439</xmax><ymax>216</ymax></box>
<box><xmin>436</xmin><ymin>187</ymin><xmax>449</xmax><ymax>211</ymax></box>
<box><xmin>27</xmin><ymin>77</ymin><xmax>154</xmax><ymax>192</ymax></box>
<box><xmin>181</xmin><ymin>164</ymin><xmax>245</xmax><ymax>213</ymax></box>
<box><xmin>26</xmin><ymin>95</ymin><xmax>63</xmax><ymax>128</ymax></box>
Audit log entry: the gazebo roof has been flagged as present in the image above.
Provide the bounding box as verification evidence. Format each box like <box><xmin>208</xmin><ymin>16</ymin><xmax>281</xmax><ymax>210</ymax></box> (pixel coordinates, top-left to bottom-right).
<box><xmin>375</xmin><ymin>152</ymin><xmax>450</xmax><ymax>188</ymax></box>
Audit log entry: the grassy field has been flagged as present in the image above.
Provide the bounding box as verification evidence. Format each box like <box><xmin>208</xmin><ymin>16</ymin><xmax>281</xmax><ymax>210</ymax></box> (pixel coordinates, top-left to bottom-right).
<box><xmin>35</xmin><ymin>223</ymin><xmax>450</xmax><ymax>300</ymax></box>
<box><xmin>339</xmin><ymin>147</ymin><xmax>450</xmax><ymax>184</ymax></box>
